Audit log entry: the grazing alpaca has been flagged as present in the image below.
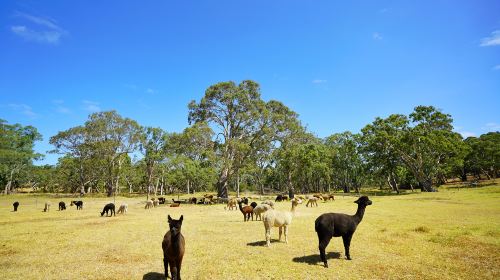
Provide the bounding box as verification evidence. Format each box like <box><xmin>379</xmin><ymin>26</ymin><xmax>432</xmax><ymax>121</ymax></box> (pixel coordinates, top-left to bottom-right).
<box><xmin>262</xmin><ymin>198</ymin><xmax>302</xmax><ymax>247</ymax></box>
<box><xmin>70</xmin><ymin>200</ymin><xmax>83</xmax><ymax>210</ymax></box>
<box><xmin>100</xmin><ymin>203</ymin><xmax>116</xmax><ymax>217</ymax></box>
<box><xmin>158</xmin><ymin>197</ymin><xmax>166</xmax><ymax>204</ymax></box>
<box><xmin>315</xmin><ymin>196</ymin><xmax>372</xmax><ymax>268</ymax></box>
<box><xmin>261</xmin><ymin>200</ymin><xmax>275</xmax><ymax>209</ymax></box>
<box><xmin>238</xmin><ymin>201</ymin><xmax>254</xmax><ymax>221</ymax></box>
<box><xmin>145</xmin><ymin>200</ymin><xmax>154</xmax><ymax>209</ymax></box>
<box><xmin>275</xmin><ymin>194</ymin><xmax>284</xmax><ymax>202</ymax></box>
<box><xmin>58</xmin><ymin>201</ymin><xmax>66</xmax><ymax>211</ymax></box>
<box><xmin>225</xmin><ymin>198</ymin><xmax>237</xmax><ymax>210</ymax></box>
<box><xmin>253</xmin><ymin>204</ymin><xmax>272</xmax><ymax>221</ymax></box>
<box><xmin>43</xmin><ymin>201</ymin><xmax>51</xmax><ymax>212</ymax></box>
<box><xmin>162</xmin><ymin>215</ymin><xmax>185</xmax><ymax>280</ymax></box>
<box><xmin>189</xmin><ymin>197</ymin><xmax>197</xmax><ymax>204</ymax></box>
<box><xmin>117</xmin><ymin>204</ymin><xmax>128</xmax><ymax>214</ymax></box>
<box><xmin>13</xmin><ymin>201</ymin><xmax>19</xmax><ymax>212</ymax></box>
<box><xmin>306</xmin><ymin>197</ymin><xmax>320</xmax><ymax>207</ymax></box>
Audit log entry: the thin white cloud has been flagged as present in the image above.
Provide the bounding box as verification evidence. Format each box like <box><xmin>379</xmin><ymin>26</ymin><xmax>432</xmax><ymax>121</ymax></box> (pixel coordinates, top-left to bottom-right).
<box><xmin>8</xmin><ymin>103</ymin><xmax>38</xmax><ymax>118</ymax></box>
<box><xmin>373</xmin><ymin>32</ymin><xmax>383</xmax><ymax>40</ymax></box>
<box><xmin>379</xmin><ymin>8</ymin><xmax>389</xmax><ymax>14</ymax></box>
<box><xmin>480</xmin><ymin>30</ymin><xmax>500</xmax><ymax>47</ymax></box>
<box><xmin>493</xmin><ymin>65</ymin><xmax>500</xmax><ymax>70</ymax></box>
<box><xmin>459</xmin><ymin>131</ymin><xmax>476</xmax><ymax>138</ymax></box>
<box><xmin>483</xmin><ymin>122</ymin><xmax>500</xmax><ymax>131</ymax></box>
<box><xmin>11</xmin><ymin>12</ymin><xmax>67</xmax><ymax>44</ymax></box>
<box><xmin>146</xmin><ymin>88</ymin><xmax>158</xmax><ymax>94</ymax></box>
<box><xmin>312</xmin><ymin>79</ymin><xmax>327</xmax><ymax>84</ymax></box>
<box><xmin>82</xmin><ymin>100</ymin><xmax>101</xmax><ymax>112</ymax></box>
<box><xmin>52</xmin><ymin>100</ymin><xmax>70</xmax><ymax>114</ymax></box>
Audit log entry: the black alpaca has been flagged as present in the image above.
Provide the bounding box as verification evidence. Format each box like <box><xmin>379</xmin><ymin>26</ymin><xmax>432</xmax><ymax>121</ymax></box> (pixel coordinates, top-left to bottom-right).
<box><xmin>162</xmin><ymin>215</ymin><xmax>185</xmax><ymax>280</ymax></box>
<box><xmin>100</xmin><ymin>203</ymin><xmax>115</xmax><ymax>217</ymax></box>
<box><xmin>70</xmin><ymin>200</ymin><xmax>83</xmax><ymax>210</ymax></box>
<box><xmin>13</xmin><ymin>201</ymin><xmax>19</xmax><ymax>212</ymax></box>
<box><xmin>59</xmin><ymin>201</ymin><xmax>66</xmax><ymax>211</ymax></box>
<box><xmin>315</xmin><ymin>196</ymin><xmax>372</xmax><ymax>268</ymax></box>
<box><xmin>158</xmin><ymin>197</ymin><xmax>166</xmax><ymax>204</ymax></box>
<box><xmin>172</xmin><ymin>198</ymin><xmax>182</xmax><ymax>204</ymax></box>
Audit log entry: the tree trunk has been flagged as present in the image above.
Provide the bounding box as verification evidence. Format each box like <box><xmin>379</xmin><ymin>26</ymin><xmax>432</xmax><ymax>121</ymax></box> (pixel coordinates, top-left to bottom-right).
<box><xmin>216</xmin><ymin>167</ymin><xmax>230</xmax><ymax>198</ymax></box>
<box><xmin>186</xmin><ymin>179</ymin><xmax>190</xmax><ymax>195</ymax></box>
<box><xmin>236</xmin><ymin>172</ymin><xmax>240</xmax><ymax>198</ymax></box>
<box><xmin>287</xmin><ymin>172</ymin><xmax>294</xmax><ymax>199</ymax></box>
<box><xmin>421</xmin><ymin>179</ymin><xmax>436</xmax><ymax>192</ymax></box>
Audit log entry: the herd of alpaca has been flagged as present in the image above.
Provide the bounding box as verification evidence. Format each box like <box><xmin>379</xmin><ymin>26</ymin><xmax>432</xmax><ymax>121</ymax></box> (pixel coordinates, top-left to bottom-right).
<box><xmin>9</xmin><ymin>191</ymin><xmax>370</xmax><ymax>275</ymax></box>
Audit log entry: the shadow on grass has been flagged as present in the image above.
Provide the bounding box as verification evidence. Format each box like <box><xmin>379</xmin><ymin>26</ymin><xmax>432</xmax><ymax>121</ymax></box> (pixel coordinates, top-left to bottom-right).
<box><xmin>143</xmin><ymin>272</ymin><xmax>165</xmax><ymax>280</ymax></box>
<box><xmin>292</xmin><ymin>252</ymin><xmax>341</xmax><ymax>266</ymax></box>
<box><xmin>246</xmin><ymin>239</ymin><xmax>281</xmax><ymax>246</ymax></box>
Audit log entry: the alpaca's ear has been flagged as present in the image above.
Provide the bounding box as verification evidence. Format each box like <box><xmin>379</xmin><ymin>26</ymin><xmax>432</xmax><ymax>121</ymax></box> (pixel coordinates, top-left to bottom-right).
<box><xmin>180</xmin><ymin>215</ymin><xmax>183</xmax><ymax>221</ymax></box>
<box><xmin>168</xmin><ymin>215</ymin><xmax>172</xmax><ymax>222</ymax></box>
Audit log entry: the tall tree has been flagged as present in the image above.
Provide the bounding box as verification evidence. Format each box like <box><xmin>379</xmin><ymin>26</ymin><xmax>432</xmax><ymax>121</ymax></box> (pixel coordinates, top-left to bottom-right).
<box><xmin>361</xmin><ymin>106</ymin><xmax>467</xmax><ymax>192</ymax></box>
<box><xmin>0</xmin><ymin>119</ymin><xmax>43</xmax><ymax>194</ymax></box>
<box><xmin>188</xmin><ymin>80</ymin><xmax>300</xmax><ymax>198</ymax></box>
<box><xmin>139</xmin><ymin>127</ymin><xmax>169</xmax><ymax>200</ymax></box>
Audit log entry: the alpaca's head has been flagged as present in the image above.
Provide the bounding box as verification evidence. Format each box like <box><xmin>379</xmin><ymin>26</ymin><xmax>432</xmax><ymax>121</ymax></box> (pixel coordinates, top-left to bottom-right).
<box><xmin>354</xmin><ymin>196</ymin><xmax>372</xmax><ymax>207</ymax></box>
<box><xmin>168</xmin><ymin>215</ymin><xmax>184</xmax><ymax>236</ymax></box>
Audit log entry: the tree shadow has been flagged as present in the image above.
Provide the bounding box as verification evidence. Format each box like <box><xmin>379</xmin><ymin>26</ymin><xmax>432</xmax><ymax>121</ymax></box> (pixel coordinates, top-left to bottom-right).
<box><xmin>143</xmin><ymin>272</ymin><xmax>165</xmax><ymax>280</ymax></box>
<box><xmin>292</xmin><ymin>252</ymin><xmax>341</xmax><ymax>266</ymax></box>
<box><xmin>246</xmin><ymin>239</ymin><xmax>281</xmax><ymax>246</ymax></box>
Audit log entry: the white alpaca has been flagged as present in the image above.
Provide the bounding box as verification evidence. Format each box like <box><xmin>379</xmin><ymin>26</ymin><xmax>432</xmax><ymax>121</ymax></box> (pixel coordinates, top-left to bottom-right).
<box><xmin>153</xmin><ymin>200</ymin><xmax>159</xmax><ymax>207</ymax></box>
<box><xmin>117</xmin><ymin>204</ymin><xmax>128</xmax><ymax>214</ymax></box>
<box><xmin>253</xmin><ymin>204</ymin><xmax>272</xmax><ymax>221</ymax></box>
<box><xmin>261</xmin><ymin>200</ymin><xmax>275</xmax><ymax>209</ymax></box>
<box><xmin>145</xmin><ymin>201</ymin><xmax>153</xmax><ymax>209</ymax></box>
<box><xmin>262</xmin><ymin>198</ymin><xmax>302</xmax><ymax>247</ymax></box>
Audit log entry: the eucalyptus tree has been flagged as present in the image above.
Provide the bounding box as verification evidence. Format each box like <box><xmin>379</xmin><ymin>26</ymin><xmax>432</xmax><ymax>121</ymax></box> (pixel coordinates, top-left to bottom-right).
<box><xmin>50</xmin><ymin>126</ymin><xmax>96</xmax><ymax>194</ymax></box>
<box><xmin>139</xmin><ymin>127</ymin><xmax>169</xmax><ymax>200</ymax></box>
<box><xmin>167</xmin><ymin>122</ymin><xmax>217</xmax><ymax>194</ymax></box>
<box><xmin>325</xmin><ymin>132</ymin><xmax>366</xmax><ymax>193</ymax></box>
<box><xmin>1</xmin><ymin>119</ymin><xmax>43</xmax><ymax>194</ymax></box>
<box><xmin>361</xmin><ymin>106</ymin><xmax>467</xmax><ymax>192</ymax></box>
<box><xmin>464</xmin><ymin>132</ymin><xmax>500</xmax><ymax>179</ymax></box>
<box><xmin>188</xmin><ymin>80</ymin><xmax>300</xmax><ymax>198</ymax></box>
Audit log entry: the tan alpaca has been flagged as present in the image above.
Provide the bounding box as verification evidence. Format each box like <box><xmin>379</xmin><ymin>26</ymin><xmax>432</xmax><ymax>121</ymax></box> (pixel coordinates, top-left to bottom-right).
<box><xmin>262</xmin><ymin>198</ymin><xmax>302</xmax><ymax>247</ymax></box>
<box><xmin>225</xmin><ymin>198</ymin><xmax>238</xmax><ymax>210</ymax></box>
<box><xmin>253</xmin><ymin>204</ymin><xmax>272</xmax><ymax>221</ymax></box>
<box><xmin>306</xmin><ymin>197</ymin><xmax>319</xmax><ymax>207</ymax></box>
<box><xmin>145</xmin><ymin>201</ymin><xmax>153</xmax><ymax>209</ymax></box>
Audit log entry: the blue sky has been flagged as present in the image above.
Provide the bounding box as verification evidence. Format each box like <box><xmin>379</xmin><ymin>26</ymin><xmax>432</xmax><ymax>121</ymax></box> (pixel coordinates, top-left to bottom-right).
<box><xmin>1</xmin><ymin>0</ymin><xmax>499</xmax><ymax>165</ymax></box>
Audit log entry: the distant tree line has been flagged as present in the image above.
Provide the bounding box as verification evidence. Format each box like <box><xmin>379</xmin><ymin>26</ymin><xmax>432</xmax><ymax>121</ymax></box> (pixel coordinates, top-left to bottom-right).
<box><xmin>1</xmin><ymin>81</ymin><xmax>499</xmax><ymax>197</ymax></box>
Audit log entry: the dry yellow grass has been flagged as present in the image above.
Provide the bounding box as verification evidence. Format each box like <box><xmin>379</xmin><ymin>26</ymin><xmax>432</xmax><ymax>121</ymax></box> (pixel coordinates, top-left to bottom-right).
<box><xmin>1</xmin><ymin>183</ymin><xmax>499</xmax><ymax>280</ymax></box>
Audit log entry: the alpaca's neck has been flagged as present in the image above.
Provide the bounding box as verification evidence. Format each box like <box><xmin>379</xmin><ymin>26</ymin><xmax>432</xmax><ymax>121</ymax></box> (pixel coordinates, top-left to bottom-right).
<box><xmin>170</xmin><ymin>232</ymin><xmax>182</xmax><ymax>246</ymax></box>
<box><xmin>238</xmin><ymin>203</ymin><xmax>244</xmax><ymax>213</ymax></box>
<box><xmin>353</xmin><ymin>206</ymin><xmax>367</xmax><ymax>224</ymax></box>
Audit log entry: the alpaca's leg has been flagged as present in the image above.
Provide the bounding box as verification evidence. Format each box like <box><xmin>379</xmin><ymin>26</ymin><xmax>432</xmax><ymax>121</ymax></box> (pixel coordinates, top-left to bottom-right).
<box><xmin>279</xmin><ymin>227</ymin><xmax>283</xmax><ymax>241</ymax></box>
<box><xmin>251</xmin><ymin>213</ymin><xmax>254</xmax><ymax>221</ymax></box>
<box><xmin>177</xmin><ymin>259</ymin><xmax>182</xmax><ymax>280</ymax></box>
<box><xmin>284</xmin><ymin>226</ymin><xmax>289</xmax><ymax>244</ymax></box>
<box><xmin>265</xmin><ymin>227</ymin><xmax>271</xmax><ymax>247</ymax></box>
<box><xmin>318</xmin><ymin>234</ymin><xmax>332</xmax><ymax>268</ymax></box>
<box><xmin>163</xmin><ymin>256</ymin><xmax>169</xmax><ymax>278</ymax></box>
<box><xmin>342</xmin><ymin>235</ymin><xmax>353</xmax><ymax>260</ymax></box>
<box><xmin>170</xmin><ymin>261</ymin><xmax>177</xmax><ymax>280</ymax></box>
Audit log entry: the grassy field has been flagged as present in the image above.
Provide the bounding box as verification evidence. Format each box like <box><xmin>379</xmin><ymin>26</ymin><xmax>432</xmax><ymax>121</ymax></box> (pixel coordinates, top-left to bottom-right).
<box><xmin>1</xmin><ymin>182</ymin><xmax>499</xmax><ymax>280</ymax></box>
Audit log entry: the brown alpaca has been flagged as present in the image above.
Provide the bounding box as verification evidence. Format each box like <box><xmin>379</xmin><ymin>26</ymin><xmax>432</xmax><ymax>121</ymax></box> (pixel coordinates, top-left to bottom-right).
<box><xmin>162</xmin><ymin>215</ymin><xmax>185</xmax><ymax>280</ymax></box>
<box><xmin>238</xmin><ymin>201</ymin><xmax>254</xmax><ymax>221</ymax></box>
<box><xmin>306</xmin><ymin>197</ymin><xmax>319</xmax><ymax>207</ymax></box>
<box><xmin>225</xmin><ymin>198</ymin><xmax>238</xmax><ymax>210</ymax></box>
